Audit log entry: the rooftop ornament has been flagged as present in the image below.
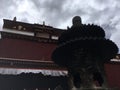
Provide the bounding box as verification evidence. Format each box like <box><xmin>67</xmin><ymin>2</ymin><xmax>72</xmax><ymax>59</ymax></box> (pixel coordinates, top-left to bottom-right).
<box><xmin>52</xmin><ymin>16</ymin><xmax>118</xmax><ymax>89</ymax></box>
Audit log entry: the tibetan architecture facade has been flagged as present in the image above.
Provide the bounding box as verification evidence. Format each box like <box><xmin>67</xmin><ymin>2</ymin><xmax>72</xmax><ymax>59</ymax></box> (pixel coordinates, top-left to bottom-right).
<box><xmin>0</xmin><ymin>17</ymin><xmax>120</xmax><ymax>90</ymax></box>
<box><xmin>1</xmin><ymin>17</ymin><xmax>65</xmax><ymax>70</ymax></box>
<box><xmin>0</xmin><ymin>18</ymin><xmax>68</xmax><ymax>90</ymax></box>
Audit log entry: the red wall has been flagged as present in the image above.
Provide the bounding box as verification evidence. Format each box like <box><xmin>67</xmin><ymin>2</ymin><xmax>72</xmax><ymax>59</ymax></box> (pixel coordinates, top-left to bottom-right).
<box><xmin>105</xmin><ymin>63</ymin><xmax>120</xmax><ymax>88</ymax></box>
<box><xmin>0</xmin><ymin>38</ymin><xmax>56</xmax><ymax>61</ymax></box>
<box><xmin>0</xmin><ymin>38</ymin><xmax>120</xmax><ymax>88</ymax></box>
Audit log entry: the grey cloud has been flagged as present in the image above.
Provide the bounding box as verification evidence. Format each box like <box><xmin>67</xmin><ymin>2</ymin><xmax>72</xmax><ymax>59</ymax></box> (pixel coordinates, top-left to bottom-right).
<box><xmin>32</xmin><ymin>0</ymin><xmax>88</xmax><ymax>28</ymax></box>
<box><xmin>0</xmin><ymin>0</ymin><xmax>14</xmax><ymax>16</ymax></box>
<box><xmin>31</xmin><ymin>0</ymin><xmax>70</xmax><ymax>27</ymax></box>
<box><xmin>0</xmin><ymin>0</ymin><xmax>15</xmax><ymax>9</ymax></box>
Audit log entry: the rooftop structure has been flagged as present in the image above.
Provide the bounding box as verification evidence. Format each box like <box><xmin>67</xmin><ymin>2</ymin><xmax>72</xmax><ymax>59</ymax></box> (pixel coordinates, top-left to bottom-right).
<box><xmin>0</xmin><ymin>17</ymin><xmax>66</xmax><ymax>70</ymax></box>
<box><xmin>0</xmin><ymin>17</ymin><xmax>68</xmax><ymax>90</ymax></box>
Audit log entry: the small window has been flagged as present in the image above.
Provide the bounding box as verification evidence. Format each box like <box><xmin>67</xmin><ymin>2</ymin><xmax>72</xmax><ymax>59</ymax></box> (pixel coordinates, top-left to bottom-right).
<box><xmin>18</xmin><ymin>25</ymin><xmax>23</xmax><ymax>30</ymax></box>
<box><xmin>23</xmin><ymin>28</ymin><xmax>26</xmax><ymax>30</ymax></box>
<box><xmin>116</xmin><ymin>55</ymin><xmax>119</xmax><ymax>59</ymax></box>
<box><xmin>36</xmin><ymin>32</ymin><xmax>49</xmax><ymax>38</ymax></box>
<box><xmin>51</xmin><ymin>35</ymin><xmax>58</xmax><ymax>40</ymax></box>
<box><xmin>13</xmin><ymin>26</ymin><xmax>16</xmax><ymax>29</ymax></box>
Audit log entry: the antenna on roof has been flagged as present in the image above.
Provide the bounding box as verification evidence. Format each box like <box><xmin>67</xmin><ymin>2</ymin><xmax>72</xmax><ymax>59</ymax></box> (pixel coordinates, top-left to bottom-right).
<box><xmin>67</xmin><ymin>26</ymin><xmax>70</xmax><ymax>30</ymax></box>
<box><xmin>43</xmin><ymin>21</ymin><xmax>45</xmax><ymax>26</ymax></box>
<box><xmin>13</xmin><ymin>17</ymin><xmax>17</xmax><ymax>21</ymax></box>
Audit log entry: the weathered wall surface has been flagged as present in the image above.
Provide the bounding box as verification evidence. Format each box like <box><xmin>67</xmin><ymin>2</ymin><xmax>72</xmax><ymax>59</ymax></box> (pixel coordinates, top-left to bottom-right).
<box><xmin>0</xmin><ymin>38</ymin><xmax>56</xmax><ymax>61</ymax></box>
<box><xmin>0</xmin><ymin>38</ymin><xmax>120</xmax><ymax>88</ymax></box>
<box><xmin>105</xmin><ymin>63</ymin><xmax>120</xmax><ymax>88</ymax></box>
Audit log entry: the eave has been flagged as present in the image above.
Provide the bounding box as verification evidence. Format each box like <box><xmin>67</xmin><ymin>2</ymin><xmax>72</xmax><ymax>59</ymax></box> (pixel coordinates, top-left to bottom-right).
<box><xmin>0</xmin><ymin>31</ymin><xmax>58</xmax><ymax>43</ymax></box>
<box><xmin>0</xmin><ymin>57</ymin><xmax>66</xmax><ymax>70</ymax></box>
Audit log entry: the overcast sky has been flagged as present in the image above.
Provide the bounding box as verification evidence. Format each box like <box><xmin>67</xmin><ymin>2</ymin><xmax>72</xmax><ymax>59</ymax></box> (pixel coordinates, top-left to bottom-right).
<box><xmin>0</xmin><ymin>0</ymin><xmax>120</xmax><ymax>53</ymax></box>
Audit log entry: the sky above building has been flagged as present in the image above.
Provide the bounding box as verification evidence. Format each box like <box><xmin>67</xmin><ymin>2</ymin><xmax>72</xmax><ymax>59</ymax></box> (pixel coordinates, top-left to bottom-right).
<box><xmin>0</xmin><ymin>0</ymin><xmax>120</xmax><ymax>53</ymax></box>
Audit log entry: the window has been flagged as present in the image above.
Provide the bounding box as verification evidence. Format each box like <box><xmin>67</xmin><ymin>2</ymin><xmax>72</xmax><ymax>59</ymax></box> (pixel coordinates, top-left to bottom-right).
<box><xmin>36</xmin><ymin>33</ymin><xmax>49</xmax><ymax>38</ymax></box>
<box><xmin>51</xmin><ymin>35</ymin><xmax>58</xmax><ymax>40</ymax></box>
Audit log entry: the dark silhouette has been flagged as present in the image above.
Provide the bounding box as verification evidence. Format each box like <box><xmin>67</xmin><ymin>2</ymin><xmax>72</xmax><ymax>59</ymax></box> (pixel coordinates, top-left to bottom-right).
<box><xmin>52</xmin><ymin>16</ymin><xmax>118</xmax><ymax>89</ymax></box>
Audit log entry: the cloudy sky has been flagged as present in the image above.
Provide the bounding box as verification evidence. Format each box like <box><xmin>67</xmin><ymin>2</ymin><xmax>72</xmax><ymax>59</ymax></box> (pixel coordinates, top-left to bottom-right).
<box><xmin>0</xmin><ymin>0</ymin><xmax>120</xmax><ymax>53</ymax></box>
